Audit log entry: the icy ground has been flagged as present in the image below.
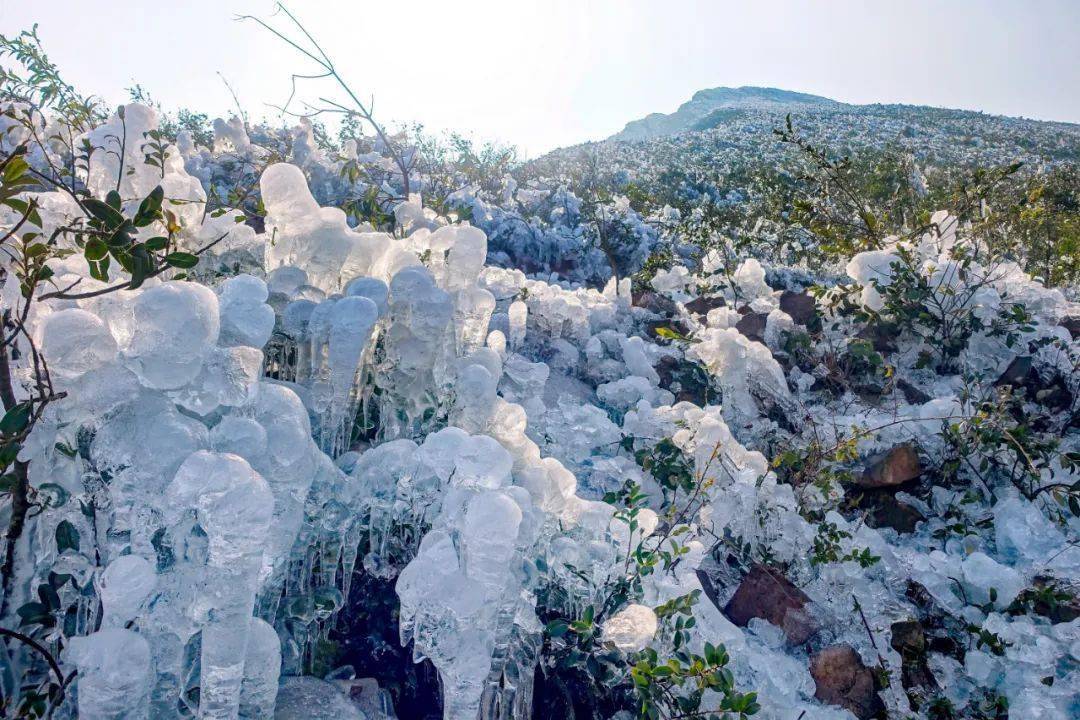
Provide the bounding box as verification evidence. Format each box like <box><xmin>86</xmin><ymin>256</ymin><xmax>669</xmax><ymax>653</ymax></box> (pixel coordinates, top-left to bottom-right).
<box><xmin>1</xmin><ymin>102</ymin><xmax>1078</xmax><ymax>720</ymax></box>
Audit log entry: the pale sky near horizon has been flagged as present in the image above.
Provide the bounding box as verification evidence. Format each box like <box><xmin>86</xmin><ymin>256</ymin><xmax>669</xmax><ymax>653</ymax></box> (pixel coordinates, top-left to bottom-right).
<box><xmin>0</xmin><ymin>0</ymin><xmax>1077</xmax><ymax>157</ymax></box>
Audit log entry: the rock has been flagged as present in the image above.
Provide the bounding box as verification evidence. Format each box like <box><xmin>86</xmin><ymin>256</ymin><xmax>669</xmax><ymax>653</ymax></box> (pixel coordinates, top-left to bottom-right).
<box><xmin>275</xmin><ymin>677</ymin><xmax>364</xmax><ymax>720</ymax></box>
<box><xmin>896</xmin><ymin>379</ymin><xmax>931</xmax><ymax>405</ymax></box>
<box><xmin>889</xmin><ymin>620</ymin><xmax>924</xmax><ymax>655</ymax></box>
<box><xmin>338</xmin><ymin>677</ymin><xmax>397</xmax><ymax>719</ymax></box>
<box><xmin>857</xmin><ymin>444</ymin><xmax>921</xmax><ymax>488</ymax></box>
<box><xmin>809</xmin><ymin>644</ymin><xmax>885</xmax><ymax>719</ymax></box>
<box><xmin>995</xmin><ymin>356</ymin><xmax>1033</xmax><ymax>388</ymax></box>
<box><xmin>734</xmin><ymin>311</ymin><xmax>768</xmax><ymax>343</ymax></box>
<box><xmin>868</xmin><ymin>496</ymin><xmax>925</xmax><ymax>533</ymax></box>
<box><xmin>633</xmin><ymin>290</ymin><xmax>678</xmax><ymax>317</ymax></box>
<box><xmin>723</xmin><ymin>565</ymin><xmax>818</xmax><ymax>645</ymax></box>
<box><xmin>856</xmin><ymin>321</ymin><xmax>898</xmax><ymax>353</ymax></box>
<box><xmin>1020</xmin><ymin>577</ymin><xmax>1080</xmax><ymax>624</ymax></box>
<box><xmin>993</xmin><ymin>356</ymin><xmax>1072</xmax><ymax>410</ymax></box>
<box><xmin>655</xmin><ymin>355</ymin><xmax>715</xmax><ymax>406</ymax></box>
<box><xmin>1034</xmin><ymin>381</ymin><xmax>1073</xmax><ymax>411</ymax></box>
<box><xmin>779</xmin><ymin>290</ymin><xmax>817</xmax><ymax>326</ymax></box>
<box><xmin>1060</xmin><ymin>316</ymin><xmax>1080</xmax><ymax>340</ymax></box>
<box><xmin>244</xmin><ymin>213</ymin><xmax>265</xmax><ymax>234</ymax></box>
<box><xmin>890</xmin><ymin>621</ymin><xmax>937</xmax><ymax>690</ymax></box>
<box><xmin>683</xmin><ymin>294</ymin><xmax>726</xmax><ymax>317</ymax></box>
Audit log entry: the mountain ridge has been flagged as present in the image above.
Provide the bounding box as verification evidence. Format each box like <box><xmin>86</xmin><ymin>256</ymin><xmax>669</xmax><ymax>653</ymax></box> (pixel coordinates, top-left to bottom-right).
<box><xmin>610</xmin><ymin>85</ymin><xmax>1080</xmax><ymax>142</ymax></box>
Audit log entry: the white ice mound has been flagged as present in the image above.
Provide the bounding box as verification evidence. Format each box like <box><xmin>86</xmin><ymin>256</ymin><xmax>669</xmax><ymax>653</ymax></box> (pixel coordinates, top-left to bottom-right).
<box><xmin>122</xmin><ymin>281</ymin><xmax>221</xmax><ymax>390</ymax></box>
<box><xmin>601</xmin><ymin>603</ymin><xmax>659</xmax><ymax>652</ymax></box>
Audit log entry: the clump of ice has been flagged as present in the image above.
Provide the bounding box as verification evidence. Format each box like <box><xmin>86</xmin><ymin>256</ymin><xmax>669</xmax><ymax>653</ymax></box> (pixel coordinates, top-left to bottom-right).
<box><xmin>601</xmin><ymin>604</ymin><xmax>658</xmax><ymax>652</ymax></box>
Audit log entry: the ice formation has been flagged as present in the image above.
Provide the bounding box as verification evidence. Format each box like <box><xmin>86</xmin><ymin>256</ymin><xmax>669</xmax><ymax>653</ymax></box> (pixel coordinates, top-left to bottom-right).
<box><xmin>3</xmin><ymin>99</ymin><xmax>1079</xmax><ymax>720</ymax></box>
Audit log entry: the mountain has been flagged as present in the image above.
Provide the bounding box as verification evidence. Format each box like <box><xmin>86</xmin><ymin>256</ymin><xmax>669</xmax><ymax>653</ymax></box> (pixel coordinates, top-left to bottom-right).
<box><xmin>611</xmin><ymin>86</ymin><xmax>845</xmax><ymax>141</ymax></box>
<box><xmin>608</xmin><ymin>86</ymin><xmax>1080</xmax><ymax>145</ymax></box>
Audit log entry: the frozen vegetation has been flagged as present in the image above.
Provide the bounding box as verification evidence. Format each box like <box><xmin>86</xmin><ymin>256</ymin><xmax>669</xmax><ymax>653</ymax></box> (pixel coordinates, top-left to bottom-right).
<box><xmin>1</xmin><ymin>20</ymin><xmax>1080</xmax><ymax>720</ymax></box>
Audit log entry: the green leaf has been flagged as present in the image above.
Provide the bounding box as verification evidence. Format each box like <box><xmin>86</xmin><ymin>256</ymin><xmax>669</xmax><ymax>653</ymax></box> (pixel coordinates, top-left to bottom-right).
<box><xmin>16</xmin><ymin>601</ymin><xmax>52</xmax><ymax>627</ymax></box>
<box><xmin>106</xmin><ymin>221</ymin><xmax>135</xmax><ymax>248</ymax></box>
<box><xmin>84</xmin><ymin>237</ymin><xmax>109</xmax><ymax>261</ymax></box>
<box><xmin>82</xmin><ymin>197</ymin><xmax>125</xmax><ymax>229</ymax></box>
<box><xmin>545</xmin><ymin>619</ymin><xmax>569</xmax><ymax>638</ymax></box>
<box><xmin>37</xmin><ymin>582</ymin><xmax>60</xmax><ymax>611</ymax></box>
<box><xmin>2</xmin><ymin>153</ymin><xmax>29</xmax><ymax>183</ymax></box>
<box><xmin>0</xmin><ymin>402</ymin><xmax>31</xmax><ymax>435</ymax></box>
<box><xmin>133</xmin><ymin>185</ymin><xmax>164</xmax><ymax>227</ymax></box>
<box><xmin>164</xmin><ymin>251</ymin><xmax>199</xmax><ymax>269</ymax></box>
<box><xmin>128</xmin><ymin>244</ymin><xmax>155</xmax><ymax>290</ymax></box>
<box><xmin>55</xmin><ymin>519</ymin><xmax>79</xmax><ymax>553</ymax></box>
<box><xmin>4</xmin><ymin>197</ymin><xmax>43</xmax><ymax>228</ymax></box>
<box><xmin>144</xmin><ymin>236</ymin><xmax>169</xmax><ymax>251</ymax></box>
<box><xmin>89</xmin><ymin>255</ymin><xmax>111</xmax><ymax>282</ymax></box>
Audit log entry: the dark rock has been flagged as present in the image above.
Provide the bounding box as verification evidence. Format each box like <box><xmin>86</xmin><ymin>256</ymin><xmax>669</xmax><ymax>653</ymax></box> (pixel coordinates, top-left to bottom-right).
<box><xmin>633</xmin><ymin>290</ymin><xmax>678</xmax><ymax>317</ymax></box>
<box><xmin>904</xmin><ymin>581</ymin><xmax>967</xmax><ymax>663</ymax></box>
<box><xmin>779</xmin><ymin>290</ymin><xmax>818</xmax><ymax>326</ymax></box>
<box><xmin>809</xmin><ymin>644</ymin><xmax>885</xmax><ymax>719</ymax></box>
<box><xmin>1019</xmin><ymin>578</ymin><xmax>1080</xmax><ymax>624</ymax></box>
<box><xmin>735</xmin><ymin>311</ymin><xmax>768</xmax><ymax>344</ymax></box>
<box><xmin>856</xmin><ymin>322</ymin><xmax>899</xmax><ymax>353</ymax></box>
<box><xmin>890</xmin><ymin>620</ymin><xmax>925</xmax><ymax>655</ymax></box>
<box><xmin>896</xmin><ymin>379</ymin><xmax>931</xmax><ymax>405</ymax></box>
<box><xmin>850</xmin><ymin>485</ymin><xmax>925</xmax><ymax>534</ymax></box>
<box><xmin>655</xmin><ymin>356</ymin><xmax>715</xmax><ymax>406</ymax></box>
<box><xmin>723</xmin><ymin>565</ymin><xmax>818</xmax><ymax>645</ymax></box>
<box><xmin>993</xmin><ymin>356</ymin><xmax>1074</xmax><ymax>410</ymax></box>
<box><xmin>868</xmin><ymin>497</ymin><xmax>925</xmax><ymax>533</ymax></box>
<box><xmin>857</xmin><ymin>444</ymin><xmax>921</xmax><ymax>489</ymax></box>
<box><xmin>683</xmin><ymin>294</ymin><xmax>726</xmax><ymax>317</ymax></box>
<box><xmin>244</xmin><ymin>214</ymin><xmax>265</xmax><ymax>234</ymax></box>
<box><xmin>1060</xmin><ymin>316</ymin><xmax>1080</xmax><ymax>340</ymax></box>
<box><xmin>890</xmin><ymin>620</ymin><xmax>937</xmax><ymax>690</ymax></box>
<box><xmin>1035</xmin><ymin>382</ymin><xmax>1073</xmax><ymax>411</ymax></box>
<box><xmin>995</xmin><ymin>356</ymin><xmax>1034</xmax><ymax>388</ymax></box>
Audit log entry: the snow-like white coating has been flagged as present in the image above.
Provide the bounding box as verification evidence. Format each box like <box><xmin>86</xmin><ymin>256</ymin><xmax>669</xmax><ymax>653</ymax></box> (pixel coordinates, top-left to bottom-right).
<box><xmin>2</xmin><ymin>97</ymin><xmax>1078</xmax><ymax>720</ymax></box>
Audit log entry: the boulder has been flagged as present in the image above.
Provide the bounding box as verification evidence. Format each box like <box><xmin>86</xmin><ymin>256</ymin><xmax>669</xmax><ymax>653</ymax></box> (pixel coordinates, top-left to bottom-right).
<box><xmin>683</xmin><ymin>294</ymin><xmax>726</xmax><ymax>317</ymax></box>
<box><xmin>868</xmin><ymin>496</ymin><xmax>925</xmax><ymax>533</ymax></box>
<box><xmin>734</xmin><ymin>311</ymin><xmax>768</xmax><ymax>344</ymax></box>
<box><xmin>1020</xmin><ymin>577</ymin><xmax>1080</xmax><ymax>624</ymax></box>
<box><xmin>809</xmin><ymin>644</ymin><xmax>885</xmax><ymax>719</ymax></box>
<box><xmin>995</xmin><ymin>356</ymin><xmax>1033</xmax><ymax>388</ymax></box>
<box><xmin>723</xmin><ymin>565</ymin><xmax>817</xmax><ymax>645</ymax></box>
<box><xmin>857</xmin><ymin>444</ymin><xmax>921</xmax><ymax>488</ymax></box>
<box><xmin>896</xmin><ymin>379</ymin><xmax>931</xmax><ymax>405</ymax></box>
<box><xmin>779</xmin><ymin>290</ymin><xmax>818</xmax><ymax>326</ymax></box>
<box><xmin>1060</xmin><ymin>315</ymin><xmax>1080</xmax><ymax>340</ymax></box>
<box><xmin>633</xmin><ymin>290</ymin><xmax>678</xmax><ymax>317</ymax></box>
<box><xmin>655</xmin><ymin>355</ymin><xmax>715</xmax><ymax>406</ymax></box>
<box><xmin>856</xmin><ymin>321</ymin><xmax>898</xmax><ymax>353</ymax></box>
<box><xmin>890</xmin><ymin>620</ymin><xmax>937</xmax><ymax>690</ymax></box>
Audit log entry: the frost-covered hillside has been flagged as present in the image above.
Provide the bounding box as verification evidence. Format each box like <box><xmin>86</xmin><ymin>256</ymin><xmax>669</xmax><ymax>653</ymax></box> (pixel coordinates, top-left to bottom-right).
<box><xmin>1</xmin><ymin>24</ymin><xmax>1080</xmax><ymax>720</ymax></box>
<box><xmin>611</xmin><ymin>87</ymin><xmax>842</xmax><ymax>141</ymax></box>
<box><xmin>609</xmin><ymin>86</ymin><xmax>1080</xmax><ymax>161</ymax></box>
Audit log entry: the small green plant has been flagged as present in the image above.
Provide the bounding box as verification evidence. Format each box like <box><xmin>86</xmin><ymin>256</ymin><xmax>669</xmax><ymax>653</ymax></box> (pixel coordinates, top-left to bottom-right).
<box><xmin>630</xmin><ymin>641</ymin><xmax>760</xmax><ymax>720</ymax></box>
<box><xmin>809</xmin><ymin>520</ymin><xmax>881</xmax><ymax>568</ymax></box>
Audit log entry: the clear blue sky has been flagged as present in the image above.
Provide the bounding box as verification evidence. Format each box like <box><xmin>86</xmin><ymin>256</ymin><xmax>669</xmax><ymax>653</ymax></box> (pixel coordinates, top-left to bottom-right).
<box><xmin>1</xmin><ymin>0</ymin><xmax>1077</xmax><ymax>156</ymax></box>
